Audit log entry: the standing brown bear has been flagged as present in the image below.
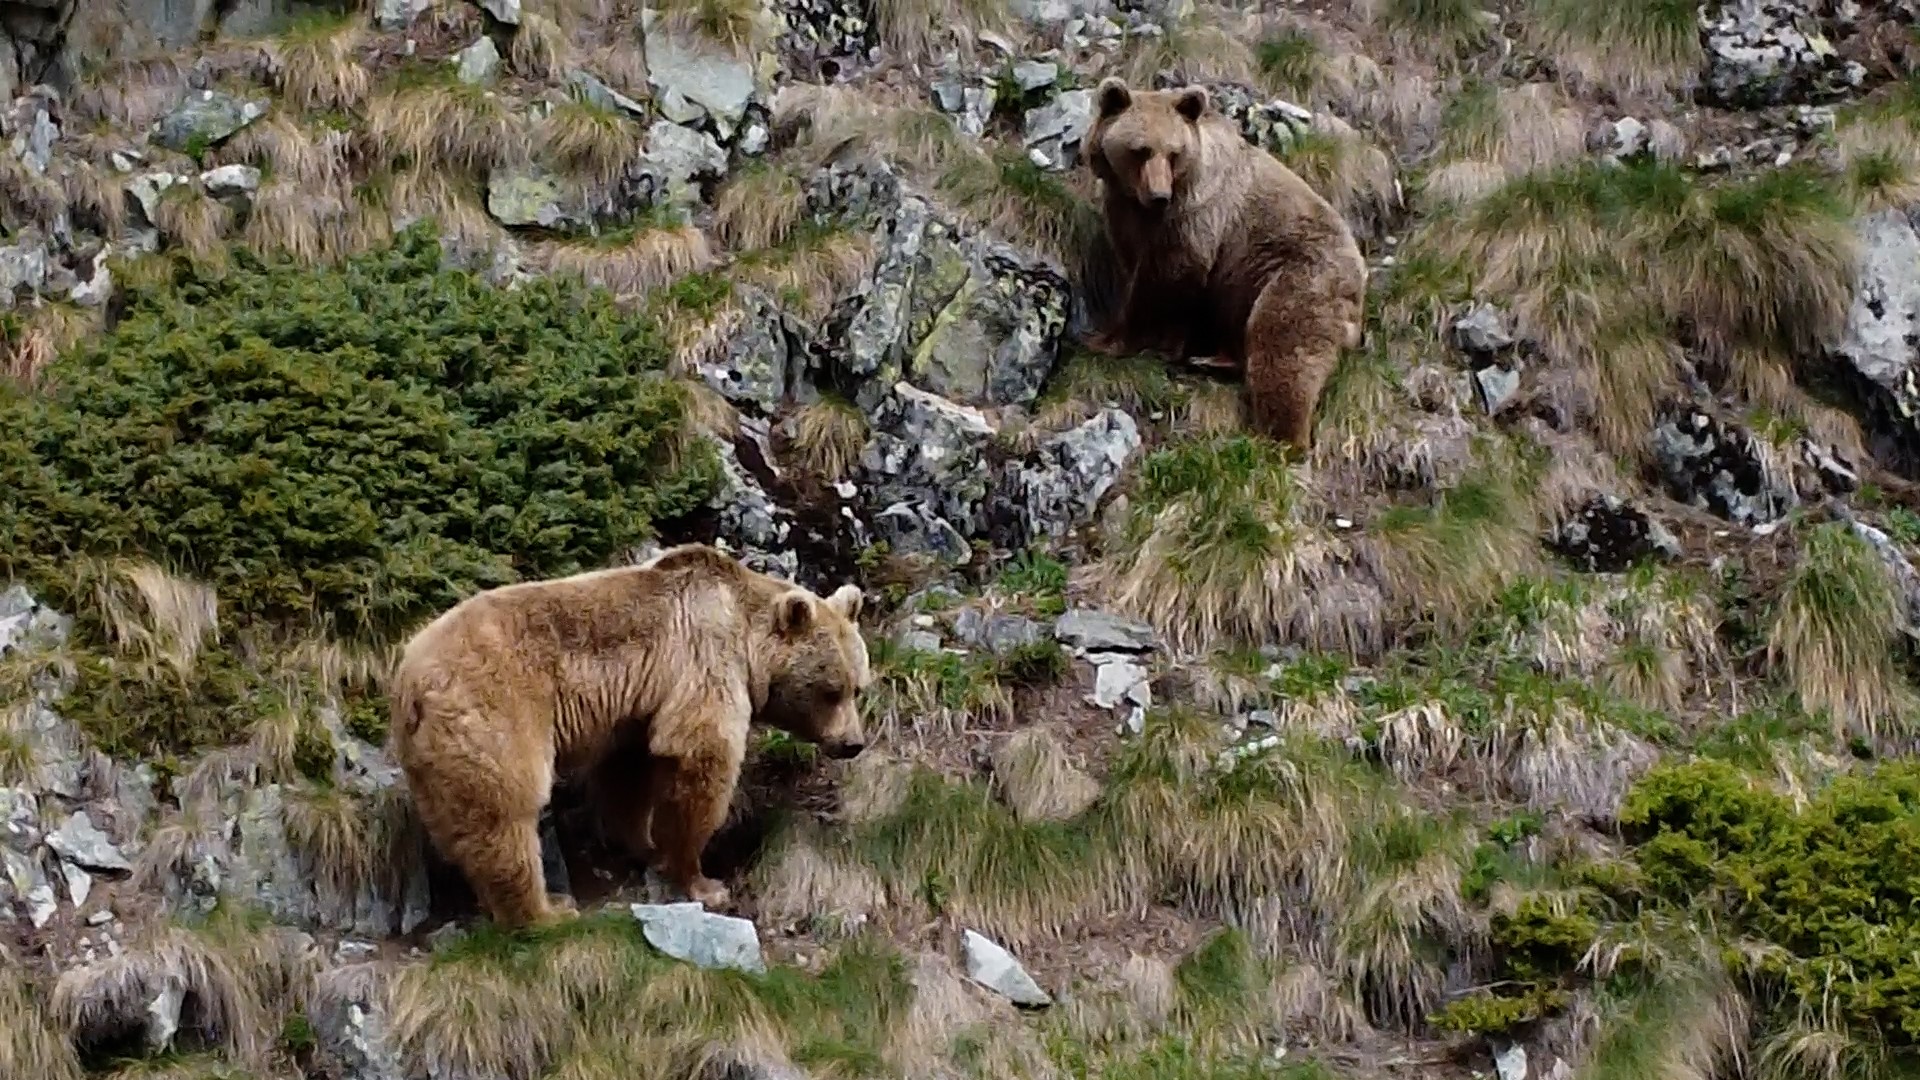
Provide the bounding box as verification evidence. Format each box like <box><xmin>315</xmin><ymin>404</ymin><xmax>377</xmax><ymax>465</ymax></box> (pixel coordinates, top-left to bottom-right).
<box><xmin>1083</xmin><ymin>77</ymin><xmax>1368</xmax><ymax>450</ymax></box>
<box><xmin>388</xmin><ymin>543</ymin><xmax>872</xmax><ymax>928</ymax></box>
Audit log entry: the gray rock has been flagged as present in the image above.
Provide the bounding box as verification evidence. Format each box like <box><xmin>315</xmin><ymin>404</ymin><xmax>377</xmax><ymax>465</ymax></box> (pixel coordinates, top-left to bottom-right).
<box><xmin>46</xmin><ymin>811</ymin><xmax>131</xmax><ymax>874</ymax></box>
<box><xmin>896</xmin><ymin>628</ymin><xmax>944</xmax><ymax>653</ymax></box>
<box><xmin>962</xmin><ymin>929</ymin><xmax>1051</xmax><ymax>1007</ymax></box>
<box><xmin>3</xmin><ymin>846</ymin><xmax>58</xmax><ymax>928</ymax></box>
<box><xmin>932</xmin><ymin>78</ymin><xmax>997</xmax><ymax>138</ymax></box>
<box><xmin>631</xmin><ymin>901</ymin><xmax>767</xmax><ymax>974</ymax></box>
<box><xmin>644</xmin><ymin>16</ymin><xmax>757</xmax><ymax>140</ymax></box>
<box><xmin>1832</xmin><ymin>208</ymin><xmax>1920</xmax><ymax>439</ymax></box>
<box><xmin>199</xmin><ymin>164</ymin><xmax>261</xmax><ymax>197</ymax></box>
<box><xmin>0</xmin><ymin>788</ymin><xmax>39</xmax><ymax>851</ymax></box>
<box><xmin>479</xmin><ymin>0</ymin><xmax>521</xmax><ymax>24</ymax></box>
<box><xmin>454</xmin><ymin>35</ymin><xmax>501</xmax><ymax>85</ymax></box>
<box><xmin>1495</xmin><ymin>1042</ymin><xmax>1528</xmax><ymax>1080</ymax></box>
<box><xmin>0</xmin><ymin>239</ymin><xmax>48</xmax><ymax>305</ymax></box>
<box><xmin>705</xmin><ymin>424</ymin><xmax>801</xmax><ymax>582</ymax></box>
<box><xmin>1022</xmin><ymin>89</ymin><xmax>1093</xmax><ymax>169</ymax></box>
<box><xmin>1202</xmin><ymin>82</ymin><xmax>1314</xmax><ymax>155</ymax></box>
<box><xmin>637</xmin><ymin>120</ymin><xmax>728</xmax><ymax>209</ymax></box>
<box><xmin>1054</xmin><ymin>609</ymin><xmax>1158</xmax><ymax>653</ymax></box>
<box><xmin>154</xmin><ymin>90</ymin><xmax>267</xmax><ymax>152</ymax></box>
<box><xmin>1651</xmin><ymin>407</ymin><xmax>1798</xmax><ymax>526</ymax></box>
<box><xmin>125</xmin><ymin>172</ymin><xmax>186</xmax><ymax>228</ymax></box>
<box><xmin>1087</xmin><ymin>655</ymin><xmax>1150</xmax><ymax>711</ymax></box>
<box><xmin>998</xmin><ymin>407</ymin><xmax>1140</xmax><ymax>546</ymax></box>
<box><xmin>1474</xmin><ymin>366</ymin><xmax>1520</xmax><ymax>414</ymax></box>
<box><xmin>1449</xmin><ymin>302</ymin><xmax>1515</xmax><ymax>355</ymax></box>
<box><xmin>1847</xmin><ymin>515</ymin><xmax>1920</xmax><ymax>641</ymax></box>
<box><xmin>373</xmin><ymin>0</ymin><xmax>431</xmax><ymax>29</ymax></box>
<box><xmin>145</xmin><ymin>981</ymin><xmax>185</xmax><ymax>1052</ymax></box>
<box><xmin>485</xmin><ymin>164</ymin><xmax>589</xmax><ymax>229</ymax></box>
<box><xmin>569</xmin><ymin>69</ymin><xmax>649</xmax><ymax>119</ymax></box>
<box><xmin>953</xmin><ymin>609</ymin><xmax>1047</xmax><ymax>654</ymax></box>
<box><xmin>62</xmin><ymin>860</ymin><xmax>92</xmax><ymax>908</ymax></box>
<box><xmin>9</xmin><ymin>98</ymin><xmax>59</xmax><ymax>175</ymax></box>
<box><xmin>1011</xmin><ymin>59</ymin><xmax>1059</xmax><ymax>92</ymax></box>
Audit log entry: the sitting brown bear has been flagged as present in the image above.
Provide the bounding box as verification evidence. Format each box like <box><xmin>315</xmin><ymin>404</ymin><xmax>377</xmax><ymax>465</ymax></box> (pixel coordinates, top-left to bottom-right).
<box><xmin>1083</xmin><ymin>77</ymin><xmax>1368</xmax><ymax>450</ymax></box>
<box><xmin>388</xmin><ymin>544</ymin><xmax>871</xmax><ymax>928</ymax></box>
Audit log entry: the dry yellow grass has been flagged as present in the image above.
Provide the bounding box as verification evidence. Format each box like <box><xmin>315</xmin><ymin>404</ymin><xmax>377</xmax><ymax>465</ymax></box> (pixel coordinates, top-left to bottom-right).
<box><xmin>785</xmin><ymin>396</ymin><xmax>869</xmax><ymax>481</ymax></box>
<box><xmin>57</xmin><ymin>159</ymin><xmax>127</xmax><ymax>235</ymax></box>
<box><xmin>270</xmin><ymin>18</ymin><xmax>369</xmax><ymax>113</ymax></box>
<box><xmin>658</xmin><ymin>0</ymin><xmax>769</xmax><ymax>54</ymax></box>
<box><xmin>749</xmin><ymin>830</ymin><xmax>888</xmax><ymax>937</ymax></box>
<box><xmin>713</xmin><ymin>164</ymin><xmax>807</xmax><ymax>252</ymax></box>
<box><xmin>540</xmin><ymin>99</ymin><xmax>644</xmax><ymax>190</ymax></box>
<box><xmin>0</xmin><ymin>152</ymin><xmax>66</xmax><ymax>231</ymax></box>
<box><xmin>1107</xmin><ymin>6</ymin><xmax>1258</xmax><ymax>87</ymax></box>
<box><xmin>532</xmin><ymin>225</ymin><xmax>716</xmax><ymax>300</ymax></box>
<box><xmin>86</xmin><ymin>558</ymin><xmax>221</xmax><ymax>678</ymax></box>
<box><xmin>3</xmin><ymin>303</ymin><xmax>98</xmax><ymax>387</ymax></box>
<box><xmin>365</xmin><ymin>82</ymin><xmax>529</xmax><ymax>178</ymax></box>
<box><xmin>512</xmin><ymin>12</ymin><xmax>575</xmax><ymax>79</ymax></box>
<box><xmin>872</xmin><ymin>0</ymin><xmax>1010</xmax><ymax>63</ymax></box>
<box><xmin>388</xmin><ymin>169</ymin><xmax>498</xmax><ymax>254</ymax></box>
<box><xmin>0</xmin><ymin>970</ymin><xmax>81</xmax><ymax>1080</ymax></box>
<box><xmin>989</xmin><ymin>726</ymin><xmax>1103</xmax><ymax>824</ymax></box>
<box><xmin>153</xmin><ymin>185</ymin><xmax>235</xmax><ymax>268</ymax></box>
<box><xmin>224</xmin><ymin>115</ymin><xmax>353</xmax><ymax>187</ymax></box>
<box><xmin>733</xmin><ymin>228</ymin><xmax>875</xmax><ymax>319</ymax></box>
<box><xmin>69</xmin><ymin>55</ymin><xmax>185</xmax><ymax>131</ymax></box>
<box><xmin>1524</xmin><ymin>0</ymin><xmax>1704</xmax><ymax>101</ymax></box>
<box><xmin>1767</xmin><ymin>522</ymin><xmax>1910</xmax><ymax>742</ymax></box>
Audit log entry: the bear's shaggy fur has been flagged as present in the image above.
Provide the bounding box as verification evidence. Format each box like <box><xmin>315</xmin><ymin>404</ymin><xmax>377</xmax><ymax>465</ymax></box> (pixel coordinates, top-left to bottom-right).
<box><xmin>1083</xmin><ymin>77</ymin><xmax>1368</xmax><ymax>450</ymax></box>
<box><xmin>388</xmin><ymin>543</ymin><xmax>871</xmax><ymax>927</ymax></box>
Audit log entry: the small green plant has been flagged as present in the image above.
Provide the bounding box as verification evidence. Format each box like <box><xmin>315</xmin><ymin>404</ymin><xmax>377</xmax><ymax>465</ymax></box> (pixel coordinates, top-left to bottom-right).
<box><xmin>997</xmin><ymin>639</ymin><xmax>1070</xmax><ymax>688</ymax></box>
<box><xmin>1255</xmin><ymin>29</ymin><xmax>1321</xmax><ymax>97</ymax></box>
<box><xmin>1429</xmin><ymin>985</ymin><xmax>1571</xmax><ymax>1036</ymax></box>
<box><xmin>998</xmin><ymin>548</ymin><xmax>1068</xmax><ymax>615</ymax></box>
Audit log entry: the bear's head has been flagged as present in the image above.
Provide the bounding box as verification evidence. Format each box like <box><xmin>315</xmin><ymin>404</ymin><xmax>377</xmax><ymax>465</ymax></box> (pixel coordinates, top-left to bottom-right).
<box><xmin>1087</xmin><ymin>77</ymin><xmax>1210</xmax><ymax>211</ymax></box>
<box><xmin>758</xmin><ymin>583</ymin><xmax>872</xmax><ymax>759</ymax></box>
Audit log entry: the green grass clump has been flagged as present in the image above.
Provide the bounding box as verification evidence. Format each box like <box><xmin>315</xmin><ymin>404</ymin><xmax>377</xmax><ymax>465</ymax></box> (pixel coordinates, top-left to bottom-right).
<box><xmin>1766</xmin><ymin>522</ymin><xmax>1909</xmax><ymax>742</ymax></box>
<box><xmin>0</xmin><ymin>223</ymin><xmax>719</xmax><ymax>647</ymax></box>
<box><xmin>1523</xmin><ymin>0</ymin><xmax>1700</xmax><ymax>97</ymax></box>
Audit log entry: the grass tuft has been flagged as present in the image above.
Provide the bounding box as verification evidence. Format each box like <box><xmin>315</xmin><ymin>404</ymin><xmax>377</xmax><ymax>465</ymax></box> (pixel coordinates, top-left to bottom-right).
<box><xmin>713</xmin><ymin>163</ymin><xmax>808</xmax><ymax>253</ymax></box>
<box><xmin>1766</xmin><ymin>522</ymin><xmax>1909</xmax><ymax>742</ymax></box>
<box><xmin>365</xmin><ymin>81</ymin><xmax>529</xmax><ymax>179</ymax></box>
<box><xmin>0</xmin><ymin>970</ymin><xmax>81</xmax><ymax>1080</ymax></box>
<box><xmin>989</xmin><ymin>726</ymin><xmax>1103</xmax><ymax>825</ymax></box>
<box><xmin>540</xmin><ymin>100</ymin><xmax>643</xmax><ymax>191</ymax></box>
<box><xmin>534</xmin><ymin>224</ymin><xmax>717</xmax><ymax>303</ymax></box>
<box><xmin>786</xmin><ymin>395</ymin><xmax>869</xmax><ymax>482</ymax></box>
<box><xmin>1524</xmin><ymin>0</ymin><xmax>1702</xmax><ymax>100</ymax></box>
<box><xmin>270</xmin><ymin>16</ymin><xmax>369</xmax><ymax>113</ymax></box>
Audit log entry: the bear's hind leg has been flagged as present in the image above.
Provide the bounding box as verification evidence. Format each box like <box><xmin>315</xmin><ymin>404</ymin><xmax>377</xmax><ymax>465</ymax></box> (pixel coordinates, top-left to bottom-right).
<box><xmin>1241</xmin><ymin>276</ymin><xmax>1347</xmax><ymax>452</ymax></box>
<box><xmin>447</xmin><ymin>815</ymin><xmax>567</xmax><ymax>930</ymax></box>
<box><xmin>646</xmin><ymin>748</ymin><xmax>739</xmax><ymax>910</ymax></box>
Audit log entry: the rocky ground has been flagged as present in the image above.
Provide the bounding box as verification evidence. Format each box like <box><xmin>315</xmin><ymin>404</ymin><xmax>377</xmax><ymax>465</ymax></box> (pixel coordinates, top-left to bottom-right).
<box><xmin>4</xmin><ymin>0</ymin><xmax>1920</xmax><ymax>1078</ymax></box>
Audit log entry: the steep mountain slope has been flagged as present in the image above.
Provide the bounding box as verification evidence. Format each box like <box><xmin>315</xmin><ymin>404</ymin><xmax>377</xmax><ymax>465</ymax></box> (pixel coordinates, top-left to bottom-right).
<box><xmin>3</xmin><ymin>1</ymin><xmax>1920</xmax><ymax>1079</ymax></box>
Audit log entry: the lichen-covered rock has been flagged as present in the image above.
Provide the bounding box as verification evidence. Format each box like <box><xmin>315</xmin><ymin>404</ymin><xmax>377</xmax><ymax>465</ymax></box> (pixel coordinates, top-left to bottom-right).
<box><xmin>0</xmin><ymin>235</ymin><xmax>49</xmax><ymax>306</ymax></box>
<box><xmin>993</xmin><ymin>408</ymin><xmax>1140</xmax><ymax>548</ymax></box>
<box><xmin>632</xmin><ymin>901</ymin><xmax>767</xmax><ymax>973</ymax></box>
<box><xmin>953</xmin><ymin>608</ymin><xmax>1047</xmax><ymax>653</ymax></box>
<box><xmin>154</xmin><ymin>89</ymin><xmax>267</xmax><ymax>152</ymax></box>
<box><xmin>1170</xmin><ymin>80</ymin><xmax>1313</xmax><ymax>154</ymax></box>
<box><xmin>1833</xmin><ymin>207</ymin><xmax>1920</xmax><ymax>441</ymax></box>
<box><xmin>1701</xmin><ymin>0</ymin><xmax>1867</xmax><ymax>106</ymax></box>
<box><xmin>5</xmin><ymin>91</ymin><xmax>60</xmax><ymax>175</ymax></box>
<box><xmin>830</xmin><ymin>190</ymin><xmax>1069</xmax><ymax>411</ymax></box>
<box><xmin>486</xmin><ymin>164</ymin><xmax>590</xmax><ymax>228</ymax></box>
<box><xmin>859</xmin><ymin>382</ymin><xmax>997</xmax><ymax>562</ymax></box>
<box><xmin>635</xmin><ymin>119</ymin><xmax>728</xmax><ymax>209</ymax></box>
<box><xmin>703</xmin><ymin>421</ymin><xmax>804</xmax><ymax>582</ymax></box>
<box><xmin>779</xmin><ymin>0</ymin><xmax>876</xmax><ymax>79</ymax></box>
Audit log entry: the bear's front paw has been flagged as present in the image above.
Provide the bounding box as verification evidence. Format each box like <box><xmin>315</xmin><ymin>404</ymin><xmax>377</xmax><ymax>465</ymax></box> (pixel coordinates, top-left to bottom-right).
<box><xmin>688</xmin><ymin>877</ymin><xmax>733</xmax><ymax>910</ymax></box>
<box><xmin>1081</xmin><ymin>329</ymin><xmax>1130</xmax><ymax>357</ymax></box>
<box><xmin>547</xmin><ymin>892</ymin><xmax>579</xmax><ymax>915</ymax></box>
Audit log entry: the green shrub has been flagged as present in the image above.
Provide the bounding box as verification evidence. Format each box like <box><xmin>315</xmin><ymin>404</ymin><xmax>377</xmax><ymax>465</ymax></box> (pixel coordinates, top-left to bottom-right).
<box><xmin>0</xmin><ymin>224</ymin><xmax>720</xmax><ymax>645</ymax></box>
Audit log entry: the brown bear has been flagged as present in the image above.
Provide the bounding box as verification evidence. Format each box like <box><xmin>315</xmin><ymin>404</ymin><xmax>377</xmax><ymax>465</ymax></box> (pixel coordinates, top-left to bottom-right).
<box><xmin>1082</xmin><ymin>77</ymin><xmax>1368</xmax><ymax>450</ymax></box>
<box><xmin>387</xmin><ymin>543</ymin><xmax>871</xmax><ymax>928</ymax></box>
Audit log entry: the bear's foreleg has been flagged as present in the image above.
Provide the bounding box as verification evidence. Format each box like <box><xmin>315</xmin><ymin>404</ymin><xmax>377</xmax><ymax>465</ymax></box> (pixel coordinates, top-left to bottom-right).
<box><xmin>645</xmin><ymin>744</ymin><xmax>742</xmax><ymax>910</ymax></box>
<box><xmin>443</xmin><ymin>812</ymin><xmax>571</xmax><ymax>930</ymax></box>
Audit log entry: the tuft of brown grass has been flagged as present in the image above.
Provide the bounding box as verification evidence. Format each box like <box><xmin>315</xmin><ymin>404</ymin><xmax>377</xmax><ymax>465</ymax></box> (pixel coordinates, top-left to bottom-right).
<box><xmin>1</xmin><ymin>971</ymin><xmax>81</xmax><ymax>1080</ymax></box>
<box><xmin>57</xmin><ymin>159</ymin><xmax>127</xmax><ymax>236</ymax></box>
<box><xmin>1358</xmin><ymin>0</ymin><xmax>1490</xmax><ymax>63</ymax></box>
<box><xmin>540</xmin><ymin>99</ymin><xmax>643</xmax><ymax>191</ymax></box>
<box><xmin>872</xmin><ymin>0</ymin><xmax>1010</xmax><ymax>64</ymax></box>
<box><xmin>1108</xmin><ymin>7</ymin><xmax>1258</xmax><ymax>87</ymax></box>
<box><xmin>3</xmin><ymin>303</ymin><xmax>98</xmax><ymax>387</ymax></box>
<box><xmin>1768</xmin><ymin>522</ymin><xmax>1910</xmax><ymax>743</ymax></box>
<box><xmin>242</xmin><ymin>178</ymin><xmax>369</xmax><ymax>266</ymax></box>
<box><xmin>658</xmin><ymin>0</ymin><xmax>769</xmax><ymax>54</ymax></box>
<box><xmin>732</xmin><ymin>227</ymin><xmax>875</xmax><ymax>319</ymax></box>
<box><xmin>152</xmin><ymin>185</ymin><xmax>235</xmax><ymax>269</ymax></box>
<box><xmin>270</xmin><ymin>17</ymin><xmax>370</xmax><ymax>113</ymax></box>
<box><xmin>512</xmin><ymin>12</ymin><xmax>574</xmax><ymax>79</ymax></box>
<box><xmin>989</xmin><ymin>726</ymin><xmax>1103</xmax><ymax>824</ymax></box>
<box><xmin>388</xmin><ymin>169</ymin><xmax>498</xmax><ymax>253</ymax></box>
<box><xmin>223</xmin><ymin>115</ymin><xmax>353</xmax><ymax>187</ymax></box>
<box><xmin>1421</xmin><ymin>81</ymin><xmax>1588</xmax><ymax>209</ymax></box>
<box><xmin>532</xmin><ymin>225</ymin><xmax>716</xmax><ymax>301</ymax></box>
<box><xmin>0</xmin><ymin>153</ymin><xmax>67</xmax><ymax>232</ymax></box>
<box><xmin>52</xmin><ymin>914</ymin><xmax>315</xmax><ymax>1066</ymax></box>
<box><xmin>87</xmin><ymin>558</ymin><xmax>221</xmax><ymax>679</ymax></box>
<box><xmin>365</xmin><ymin>82</ymin><xmax>529</xmax><ymax>179</ymax></box>
<box><xmin>1525</xmin><ymin>0</ymin><xmax>1703</xmax><ymax>101</ymax></box>
<box><xmin>750</xmin><ymin>830</ymin><xmax>888</xmax><ymax>938</ymax></box>
<box><xmin>713</xmin><ymin>163</ymin><xmax>807</xmax><ymax>252</ymax></box>
<box><xmin>785</xmin><ymin>395</ymin><xmax>869</xmax><ymax>482</ymax></box>
<box><xmin>69</xmin><ymin>55</ymin><xmax>186</xmax><ymax>131</ymax></box>
<box><xmin>1837</xmin><ymin>118</ymin><xmax>1920</xmax><ymax>215</ymax></box>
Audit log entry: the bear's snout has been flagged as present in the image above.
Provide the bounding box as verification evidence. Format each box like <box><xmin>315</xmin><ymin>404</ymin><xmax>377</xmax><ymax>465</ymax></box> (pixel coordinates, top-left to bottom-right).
<box><xmin>824</xmin><ymin>738</ymin><xmax>867</xmax><ymax>760</ymax></box>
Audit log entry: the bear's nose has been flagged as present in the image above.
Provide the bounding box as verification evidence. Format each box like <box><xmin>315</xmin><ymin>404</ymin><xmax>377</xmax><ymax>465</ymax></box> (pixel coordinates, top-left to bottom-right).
<box><xmin>1146</xmin><ymin>191</ymin><xmax>1171</xmax><ymax>208</ymax></box>
<box><xmin>828</xmin><ymin>739</ymin><xmax>866</xmax><ymax>760</ymax></box>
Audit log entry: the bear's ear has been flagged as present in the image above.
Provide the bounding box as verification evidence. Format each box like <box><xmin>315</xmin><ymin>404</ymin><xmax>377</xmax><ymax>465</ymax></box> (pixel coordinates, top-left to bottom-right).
<box><xmin>826</xmin><ymin>584</ymin><xmax>864</xmax><ymax>621</ymax></box>
<box><xmin>1174</xmin><ymin>85</ymin><xmax>1209</xmax><ymax>123</ymax></box>
<box><xmin>773</xmin><ymin>590</ymin><xmax>815</xmax><ymax>636</ymax></box>
<box><xmin>1096</xmin><ymin>77</ymin><xmax>1132</xmax><ymax>118</ymax></box>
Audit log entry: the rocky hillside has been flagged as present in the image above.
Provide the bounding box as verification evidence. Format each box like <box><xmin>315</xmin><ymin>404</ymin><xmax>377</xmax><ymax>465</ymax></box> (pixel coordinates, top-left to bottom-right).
<box><xmin>4</xmin><ymin>0</ymin><xmax>1920</xmax><ymax>1077</ymax></box>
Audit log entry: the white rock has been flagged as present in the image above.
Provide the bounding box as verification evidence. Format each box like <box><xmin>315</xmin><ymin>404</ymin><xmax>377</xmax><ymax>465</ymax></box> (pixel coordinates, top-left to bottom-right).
<box><xmin>962</xmin><ymin>929</ymin><xmax>1051</xmax><ymax>1007</ymax></box>
<box><xmin>1495</xmin><ymin>1042</ymin><xmax>1528</xmax><ymax>1080</ymax></box>
<box><xmin>199</xmin><ymin>163</ymin><xmax>261</xmax><ymax>197</ymax></box>
<box><xmin>631</xmin><ymin>901</ymin><xmax>766</xmax><ymax>974</ymax></box>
